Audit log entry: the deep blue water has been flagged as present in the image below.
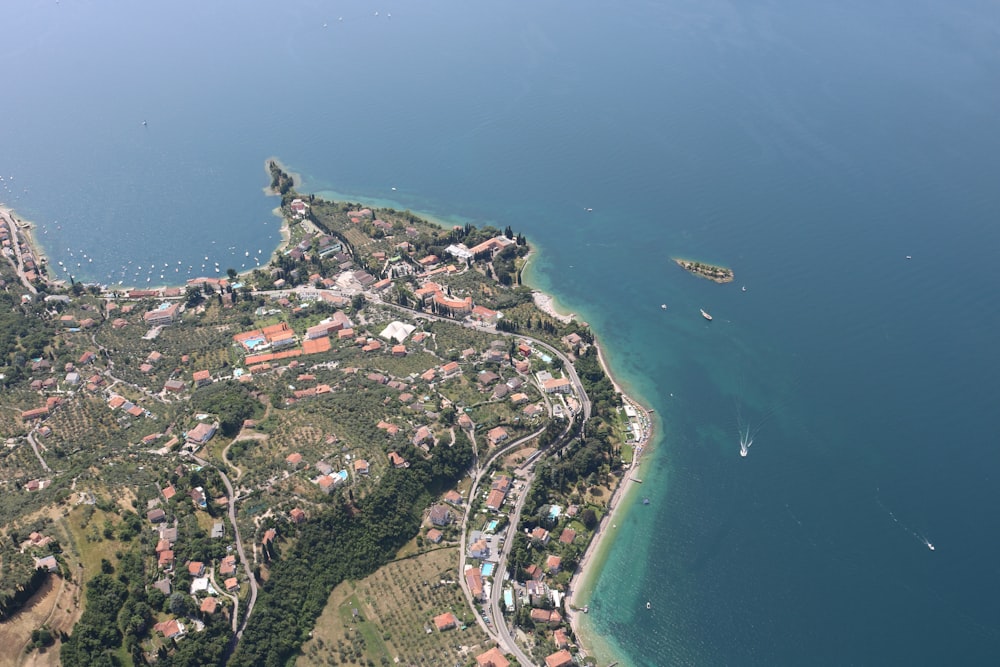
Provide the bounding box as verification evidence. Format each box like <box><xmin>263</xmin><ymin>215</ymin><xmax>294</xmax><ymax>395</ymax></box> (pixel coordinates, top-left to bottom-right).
<box><xmin>4</xmin><ymin>1</ymin><xmax>1000</xmax><ymax>664</ymax></box>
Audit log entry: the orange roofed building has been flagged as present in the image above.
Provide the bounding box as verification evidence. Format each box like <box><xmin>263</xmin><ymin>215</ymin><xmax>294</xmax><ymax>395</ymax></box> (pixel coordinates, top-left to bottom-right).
<box><xmin>433</xmin><ymin>612</ymin><xmax>458</xmax><ymax>631</ymax></box>
<box><xmin>475</xmin><ymin>647</ymin><xmax>511</xmax><ymax>667</ymax></box>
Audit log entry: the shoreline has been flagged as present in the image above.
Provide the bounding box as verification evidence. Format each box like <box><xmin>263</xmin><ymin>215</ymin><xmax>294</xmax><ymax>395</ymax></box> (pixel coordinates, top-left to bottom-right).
<box><xmin>0</xmin><ymin>203</ymin><xmax>58</xmax><ymax>291</ymax></box>
<box><xmin>520</xmin><ymin>241</ymin><xmax>654</xmax><ymax>667</ymax></box>
<box><xmin>565</xmin><ymin>338</ymin><xmax>655</xmax><ymax>666</ymax></box>
<box><xmin>521</xmin><ymin>251</ymin><xmax>577</xmax><ymax>324</ymax></box>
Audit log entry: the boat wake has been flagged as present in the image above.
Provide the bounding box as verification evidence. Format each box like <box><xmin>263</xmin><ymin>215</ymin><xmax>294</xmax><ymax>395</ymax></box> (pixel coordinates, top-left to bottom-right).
<box><xmin>735</xmin><ymin>396</ymin><xmax>777</xmax><ymax>459</ymax></box>
<box><xmin>739</xmin><ymin>425</ymin><xmax>752</xmax><ymax>457</ymax></box>
<box><xmin>877</xmin><ymin>490</ymin><xmax>935</xmax><ymax>552</ymax></box>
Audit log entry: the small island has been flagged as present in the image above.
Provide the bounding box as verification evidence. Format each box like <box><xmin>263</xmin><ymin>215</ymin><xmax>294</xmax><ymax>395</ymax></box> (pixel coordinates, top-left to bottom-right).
<box><xmin>674</xmin><ymin>258</ymin><xmax>735</xmax><ymax>283</ymax></box>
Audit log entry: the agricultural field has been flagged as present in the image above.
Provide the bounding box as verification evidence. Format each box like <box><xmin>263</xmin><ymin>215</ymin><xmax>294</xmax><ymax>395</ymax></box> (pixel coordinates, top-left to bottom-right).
<box><xmin>298</xmin><ymin>547</ymin><xmax>489</xmax><ymax>667</ymax></box>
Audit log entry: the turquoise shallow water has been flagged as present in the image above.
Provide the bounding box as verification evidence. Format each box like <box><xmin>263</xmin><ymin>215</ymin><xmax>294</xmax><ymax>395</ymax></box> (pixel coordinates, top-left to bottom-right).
<box><xmin>4</xmin><ymin>1</ymin><xmax>1000</xmax><ymax>664</ymax></box>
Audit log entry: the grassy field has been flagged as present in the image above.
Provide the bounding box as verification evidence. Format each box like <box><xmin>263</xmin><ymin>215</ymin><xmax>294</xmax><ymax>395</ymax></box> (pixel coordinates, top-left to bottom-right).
<box><xmin>298</xmin><ymin>547</ymin><xmax>489</xmax><ymax>667</ymax></box>
<box><xmin>0</xmin><ymin>573</ymin><xmax>83</xmax><ymax>667</ymax></box>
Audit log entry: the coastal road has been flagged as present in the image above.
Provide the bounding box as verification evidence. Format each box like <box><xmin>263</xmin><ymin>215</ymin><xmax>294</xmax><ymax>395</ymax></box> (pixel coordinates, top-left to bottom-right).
<box><xmin>0</xmin><ymin>208</ymin><xmax>38</xmax><ymax>295</ymax></box>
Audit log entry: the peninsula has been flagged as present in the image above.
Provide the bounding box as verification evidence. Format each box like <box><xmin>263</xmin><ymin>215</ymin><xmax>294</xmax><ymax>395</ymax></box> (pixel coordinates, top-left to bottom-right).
<box><xmin>0</xmin><ymin>164</ymin><xmax>652</xmax><ymax>667</ymax></box>
<box><xmin>674</xmin><ymin>257</ymin><xmax>735</xmax><ymax>283</ymax></box>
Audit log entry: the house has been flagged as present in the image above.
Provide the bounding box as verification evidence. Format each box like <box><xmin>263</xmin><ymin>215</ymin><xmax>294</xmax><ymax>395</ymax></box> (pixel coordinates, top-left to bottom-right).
<box><xmin>317</xmin><ymin>475</ymin><xmax>336</xmax><ymax>494</ymax></box>
<box><xmin>193</xmin><ymin>369</ymin><xmax>211</xmax><ymax>386</ymax></box>
<box><xmin>219</xmin><ymin>555</ymin><xmax>237</xmax><ymax>576</ymax></box>
<box><xmin>457</xmin><ymin>413</ymin><xmax>474</xmax><ymax>430</ymax></box>
<box><xmin>443</xmin><ymin>490</ymin><xmax>463</xmax><ymax>505</ymax></box>
<box><xmin>262</xmin><ymin>528</ymin><xmax>277</xmax><ymax>546</ymax></box>
<box><xmin>155</xmin><ymin>538</ymin><xmax>171</xmax><ymax>553</ymax></box>
<box><xmin>162</xmin><ymin>485</ymin><xmax>177</xmax><ymax>500</ymax></box>
<box><xmin>388</xmin><ymin>452</ymin><xmax>408</xmax><ymax>468</ymax></box>
<box><xmin>286</xmin><ymin>452</ymin><xmax>303</xmax><ymax>467</ymax></box>
<box><xmin>429</xmin><ymin>505</ymin><xmax>452</xmax><ymax>527</ymax></box>
<box><xmin>492</xmin><ymin>475</ymin><xmax>512</xmax><ymax>493</ymax></box>
<box><xmin>186</xmin><ymin>422</ymin><xmax>216</xmax><ymax>445</ymax></box>
<box><xmin>20</xmin><ymin>406</ymin><xmax>49</xmax><ymax>421</ymax></box>
<box><xmin>477</xmin><ymin>370</ymin><xmax>500</xmax><ymax>387</ymax></box>
<box><xmin>34</xmin><ymin>555</ymin><xmax>59</xmax><ymax>572</ymax></box>
<box><xmin>354</xmin><ymin>459</ymin><xmax>370</xmax><ymax>475</ymax></box>
<box><xmin>190</xmin><ymin>487</ymin><xmax>207</xmax><ymax>509</ymax></box>
<box><xmin>542</xmin><ymin>377</ymin><xmax>573</xmax><ymax>394</ymax></box>
<box><xmin>413</xmin><ymin>425</ymin><xmax>433</xmax><ymax>447</ymax></box>
<box><xmin>559</xmin><ymin>528</ymin><xmax>577</xmax><ymax>545</ymax></box>
<box><xmin>469</xmin><ymin>539</ymin><xmax>489</xmax><ymax>560</ymax></box>
<box><xmin>426</xmin><ymin>528</ymin><xmax>443</xmax><ymax>544</ymax></box>
<box><xmin>147</xmin><ymin>508</ymin><xmax>166</xmax><ymax>523</ymax></box>
<box><xmin>468</xmin><ymin>235</ymin><xmax>515</xmax><ymax>258</ymax></box>
<box><xmin>471</xmin><ymin>305</ymin><xmax>499</xmax><ymax>324</ymax></box>
<box><xmin>164</xmin><ymin>379</ymin><xmax>186</xmax><ymax>393</ymax></box>
<box><xmin>440</xmin><ymin>361</ymin><xmax>461</xmax><ymax>377</ymax></box>
<box><xmin>158</xmin><ymin>550</ymin><xmax>175</xmax><ymax>569</ymax></box>
<box><xmin>475</xmin><ymin>647</ymin><xmax>511</xmax><ymax>667</ymax></box>
<box><xmin>545</xmin><ymin>649</ymin><xmax>574</xmax><ymax>667</ymax></box>
<box><xmin>465</xmin><ymin>568</ymin><xmax>484</xmax><ymax>600</ymax></box>
<box><xmin>225</xmin><ymin>577</ymin><xmax>239</xmax><ymax>592</ymax></box>
<box><xmin>211</xmin><ymin>522</ymin><xmax>225</xmax><ymax>539</ymax></box>
<box><xmin>530</xmin><ymin>608</ymin><xmax>556</xmax><ymax>625</ymax></box>
<box><xmin>391</xmin><ymin>344</ymin><xmax>407</xmax><ymax>356</ymax></box>
<box><xmin>289</xmin><ymin>508</ymin><xmax>306</xmax><ymax>523</ymax></box>
<box><xmin>433</xmin><ymin>611</ymin><xmax>458</xmax><ymax>631</ymax></box>
<box><xmin>377</xmin><ymin>420</ymin><xmax>400</xmax><ymax>436</ymax></box>
<box><xmin>531</xmin><ymin>527</ymin><xmax>550</xmax><ymax>545</ymax></box>
<box><xmin>485</xmin><ymin>488</ymin><xmax>507</xmax><ymax>512</ymax></box>
<box><xmin>154</xmin><ymin>619</ymin><xmax>185</xmax><ymax>640</ymax></box>
<box><xmin>487</xmin><ymin>426</ymin><xmax>509</xmax><ymax>446</ymax></box>
<box><xmin>524</xmin><ymin>403</ymin><xmax>546</xmax><ymax>417</ymax></box>
<box><xmin>152</xmin><ymin>578</ymin><xmax>171</xmax><ymax>596</ymax></box>
<box><xmin>510</xmin><ymin>392</ymin><xmax>529</xmax><ymax>405</ymax></box>
<box><xmin>188</xmin><ymin>561</ymin><xmax>205</xmax><ymax>577</ymax></box>
<box><xmin>562</xmin><ymin>332</ymin><xmax>584</xmax><ymax>349</ymax></box>
<box><xmin>546</xmin><ymin>554</ymin><xmax>562</xmax><ymax>573</ymax></box>
<box><xmin>525</xmin><ymin>564</ymin><xmax>542</xmax><ymax>581</ymax></box>
<box><xmin>554</xmin><ymin>628</ymin><xmax>571</xmax><ymax>649</ymax></box>
<box><xmin>200</xmin><ymin>597</ymin><xmax>218</xmax><ymax>614</ymax></box>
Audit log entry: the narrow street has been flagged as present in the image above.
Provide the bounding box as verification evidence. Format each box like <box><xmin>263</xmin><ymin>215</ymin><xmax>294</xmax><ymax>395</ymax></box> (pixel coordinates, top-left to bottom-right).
<box><xmin>191</xmin><ymin>453</ymin><xmax>259</xmax><ymax>643</ymax></box>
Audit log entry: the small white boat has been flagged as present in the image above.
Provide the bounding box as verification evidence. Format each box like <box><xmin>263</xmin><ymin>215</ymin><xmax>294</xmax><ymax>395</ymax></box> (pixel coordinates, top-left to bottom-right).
<box><xmin>741</xmin><ymin>286</ymin><xmax>746</xmax><ymax>292</ymax></box>
<box><xmin>701</xmin><ymin>308</ymin><xmax>713</xmax><ymax>321</ymax></box>
<box><xmin>661</xmin><ymin>304</ymin><xmax>667</xmax><ymax>310</ymax></box>
<box><xmin>646</xmin><ymin>601</ymin><xmax>651</xmax><ymax>610</ymax></box>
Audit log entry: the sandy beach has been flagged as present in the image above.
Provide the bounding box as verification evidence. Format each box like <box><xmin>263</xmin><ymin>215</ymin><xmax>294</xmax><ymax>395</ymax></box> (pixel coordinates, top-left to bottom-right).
<box><xmin>532</xmin><ymin>290</ymin><xmax>576</xmax><ymax>324</ymax></box>
<box><xmin>566</xmin><ymin>338</ymin><xmax>656</xmax><ymax>664</ymax></box>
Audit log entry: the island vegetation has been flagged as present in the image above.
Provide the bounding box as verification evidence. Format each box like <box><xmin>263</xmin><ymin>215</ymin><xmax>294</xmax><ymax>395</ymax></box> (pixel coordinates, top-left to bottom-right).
<box><xmin>674</xmin><ymin>257</ymin><xmax>735</xmax><ymax>283</ymax></box>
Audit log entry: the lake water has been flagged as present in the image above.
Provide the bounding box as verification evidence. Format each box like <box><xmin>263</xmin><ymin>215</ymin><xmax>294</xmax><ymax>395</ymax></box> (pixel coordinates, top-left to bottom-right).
<box><xmin>4</xmin><ymin>1</ymin><xmax>1000</xmax><ymax>664</ymax></box>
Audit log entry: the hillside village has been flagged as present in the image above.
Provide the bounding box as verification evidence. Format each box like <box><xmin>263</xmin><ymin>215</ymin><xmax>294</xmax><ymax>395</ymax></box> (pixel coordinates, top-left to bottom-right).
<box><xmin>0</xmin><ymin>167</ymin><xmax>650</xmax><ymax>667</ymax></box>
